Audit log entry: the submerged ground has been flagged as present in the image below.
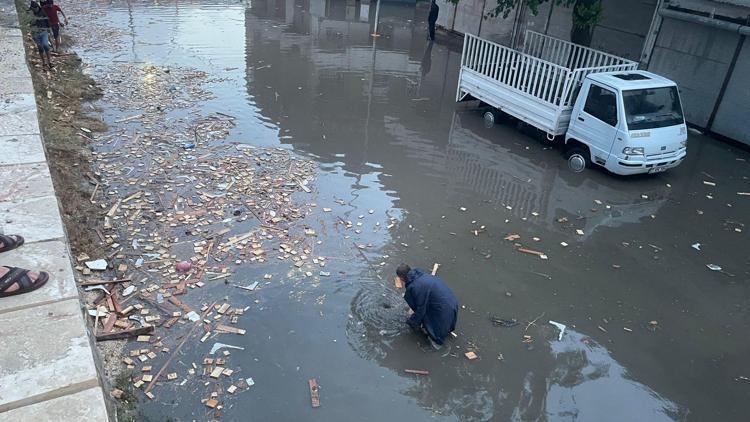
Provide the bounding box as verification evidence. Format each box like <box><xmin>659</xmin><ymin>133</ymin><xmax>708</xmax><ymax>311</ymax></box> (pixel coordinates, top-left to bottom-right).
<box><xmin>28</xmin><ymin>0</ymin><xmax>750</xmax><ymax>420</ymax></box>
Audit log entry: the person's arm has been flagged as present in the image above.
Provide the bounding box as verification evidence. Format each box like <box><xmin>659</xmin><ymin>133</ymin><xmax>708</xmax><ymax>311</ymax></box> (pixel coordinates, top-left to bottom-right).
<box><xmin>406</xmin><ymin>286</ymin><xmax>430</xmax><ymax>328</ymax></box>
<box><xmin>58</xmin><ymin>7</ymin><xmax>67</xmax><ymax>25</ymax></box>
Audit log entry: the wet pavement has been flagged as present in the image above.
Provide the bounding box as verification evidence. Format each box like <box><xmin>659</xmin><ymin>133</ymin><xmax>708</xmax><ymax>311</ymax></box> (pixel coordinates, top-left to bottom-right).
<box><xmin>63</xmin><ymin>0</ymin><xmax>750</xmax><ymax>420</ymax></box>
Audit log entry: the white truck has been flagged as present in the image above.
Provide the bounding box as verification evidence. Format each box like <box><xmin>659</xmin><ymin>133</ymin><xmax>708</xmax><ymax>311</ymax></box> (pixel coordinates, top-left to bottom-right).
<box><xmin>456</xmin><ymin>31</ymin><xmax>688</xmax><ymax>175</ymax></box>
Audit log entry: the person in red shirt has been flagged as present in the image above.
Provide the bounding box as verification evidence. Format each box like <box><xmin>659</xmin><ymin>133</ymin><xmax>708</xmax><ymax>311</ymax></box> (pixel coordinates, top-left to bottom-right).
<box><xmin>41</xmin><ymin>0</ymin><xmax>67</xmax><ymax>53</ymax></box>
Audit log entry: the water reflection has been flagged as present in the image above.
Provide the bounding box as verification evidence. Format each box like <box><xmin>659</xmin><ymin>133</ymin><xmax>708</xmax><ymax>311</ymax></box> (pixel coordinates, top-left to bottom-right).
<box><xmin>445</xmin><ymin>112</ymin><xmax>672</xmax><ymax>240</ymax></box>
<box><xmin>514</xmin><ymin>328</ymin><xmax>687</xmax><ymax>421</ymax></box>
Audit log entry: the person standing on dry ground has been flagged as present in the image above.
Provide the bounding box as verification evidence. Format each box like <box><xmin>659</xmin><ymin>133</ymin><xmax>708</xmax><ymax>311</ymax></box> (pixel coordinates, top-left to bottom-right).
<box><xmin>42</xmin><ymin>0</ymin><xmax>67</xmax><ymax>53</ymax></box>
<box><xmin>428</xmin><ymin>0</ymin><xmax>439</xmax><ymax>41</ymax></box>
<box><xmin>28</xmin><ymin>1</ymin><xmax>53</xmax><ymax>69</ymax></box>
<box><xmin>397</xmin><ymin>263</ymin><xmax>458</xmax><ymax>350</ymax></box>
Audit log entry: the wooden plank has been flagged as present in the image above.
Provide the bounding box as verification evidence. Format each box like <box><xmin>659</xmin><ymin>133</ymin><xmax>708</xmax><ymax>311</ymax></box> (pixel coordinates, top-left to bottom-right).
<box><xmin>106</xmin><ymin>295</ymin><xmax>115</xmax><ymax>313</ymax></box>
<box><xmin>394</xmin><ymin>276</ymin><xmax>403</xmax><ymax>289</ymax></box>
<box><xmin>309</xmin><ymin>379</ymin><xmax>320</xmax><ymax>408</ymax></box>
<box><xmin>96</xmin><ymin>325</ymin><xmax>154</xmax><ymax>342</ymax></box>
<box><xmin>164</xmin><ymin>316</ymin><xmax>179</xmax><ymax>328</ymax></box>
<box><xmin>210</xmin><ymin>367</ymin><xmax>224</xmax><ymax>378</ymax></box>
<box><xmin>431</xmin><ymin>263</ymin><xmax>440</xmax><ymax>276</ymax></box>
<box><xmin>102</xmin><ymin>314</ymin><xmax>117</xmax><ymax>333</ymax></box>
<box><xmin>111</xmin><ymin>291</ymin><xmax>123</xmax><ymax>314</ymax></box>
<box><xmin>168</xmin><ymin>296</ymin><xmax>192</xmax><ymax>313</ymax></box>
<box><xmin>404</xmin><ymin>369</ymin><xmax>429</xmax><ymax>375</ymax></box>
<box><xmin>215</xmin><ymin>324</ymin><xmax>246</xmax><ymax>335</ymax></box>
<box><xmin>517</xmin><ymin>247</ymin><xmax>545</xmax><ymax>257</ymax></box>
<box><xmin>106</xmin><ymin>199</ymin><xmax>122</xmax><ymax>217</ymax></box>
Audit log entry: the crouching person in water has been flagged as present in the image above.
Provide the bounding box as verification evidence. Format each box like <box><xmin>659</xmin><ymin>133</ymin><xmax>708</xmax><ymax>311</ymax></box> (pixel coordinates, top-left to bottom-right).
<box><xmin>397</xmin><ymin>263</ymin><xmax>458</xmax><ymax>349</ymax></box>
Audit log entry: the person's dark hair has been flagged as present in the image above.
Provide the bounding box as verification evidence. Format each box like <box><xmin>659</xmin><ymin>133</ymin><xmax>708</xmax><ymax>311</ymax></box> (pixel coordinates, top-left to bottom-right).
<box><xmin>396</xmin><ymin>264</ymin><xmax>411</xmax><ymax>280</ymax></box>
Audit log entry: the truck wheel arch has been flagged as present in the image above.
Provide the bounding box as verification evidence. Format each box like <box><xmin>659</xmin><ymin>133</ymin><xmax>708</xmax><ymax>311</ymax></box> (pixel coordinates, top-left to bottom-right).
<box><xmin>564</xmin><ymin>140</ymin><xmax>592</xmax><ymax>173</ymax></box>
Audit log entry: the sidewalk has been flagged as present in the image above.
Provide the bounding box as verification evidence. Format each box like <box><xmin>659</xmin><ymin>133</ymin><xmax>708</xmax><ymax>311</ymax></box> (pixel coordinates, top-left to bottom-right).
<box><xmin>0</xmin><ymin>1</ymin><xmax>109</xmax><ymax>420</ymax></box>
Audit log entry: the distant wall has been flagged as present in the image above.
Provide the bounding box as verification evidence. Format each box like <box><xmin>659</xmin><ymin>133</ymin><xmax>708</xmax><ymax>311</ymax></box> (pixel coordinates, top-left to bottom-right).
<box><xmin>435</xmin><ymin>0</ymin><xmax>656</xmax><ymax>60</ymax></box>
<box><xmin>710</xmin><ymin>40</ymin><xmax>750</xmax><ymax>143</ymax></box>
<box><xmin>647</xmin><ymin>18</ymin><xmax>739</xmax><ymax>128</ymax></box>
<box><xmin>647</xmin><ymin>11</ymin><xmax>749</xmax><ymax>144</ymax></box>
<box><xmin>591</xmin><ymin>0</ymin><xmax>658</xmax><ymax>60</ymax></box>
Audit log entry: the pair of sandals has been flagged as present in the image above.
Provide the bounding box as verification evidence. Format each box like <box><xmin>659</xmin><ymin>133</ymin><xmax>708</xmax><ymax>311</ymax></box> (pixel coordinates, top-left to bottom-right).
<box><xmin>0</xmin><ymin>234</ymin><xmax>50</xmax><ymax>298</ymax></box>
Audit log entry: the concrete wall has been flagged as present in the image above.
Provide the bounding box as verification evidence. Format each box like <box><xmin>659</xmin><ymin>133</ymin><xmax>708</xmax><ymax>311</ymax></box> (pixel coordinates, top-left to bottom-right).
<box><xmin>453</xmin><ymin>0</ymin><xmax>483</xmax><ymax>35</ymax></box>
<box><xmin>436</xmin><ymin>0</ymin><xmax>656</xmax><ymax>60</ymax></box>
<box><xmin>702</xmin><ymin>38</ymin><xmax>749</xmax><ymax>142</ymax></box>
<box><xmin>647</xmin><ymin>18</ymin><xmax>740</xmax><ymax>128</ymax></box>
<box><xmin>591</xmin><ymin>0</ymin><xmax>657</xmax><ymax>60</ymax></box>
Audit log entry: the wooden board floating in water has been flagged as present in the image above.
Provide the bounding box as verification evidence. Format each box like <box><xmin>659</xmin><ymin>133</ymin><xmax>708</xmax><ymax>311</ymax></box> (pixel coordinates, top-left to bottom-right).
<box><xmin>309</xmin><ymin>378</ymin><xmax>320</xmax><ymax>408</ymax></box>
<box><xmin>404</xmin><ymin>369</ymin><xmax>429</xmax><ymax>375</ymax></box>
<box><xmin>431</xmin><ymin>263</ymin><xmax>440</xmax><ymax>275</ymax></box>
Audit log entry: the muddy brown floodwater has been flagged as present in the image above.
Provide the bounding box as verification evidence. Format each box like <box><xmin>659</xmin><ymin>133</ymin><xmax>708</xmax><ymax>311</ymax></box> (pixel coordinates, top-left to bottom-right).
<box><xmin>59</xmin><ymin>0</ymin><xmax>750</xmax><ymax>421</ymax></box>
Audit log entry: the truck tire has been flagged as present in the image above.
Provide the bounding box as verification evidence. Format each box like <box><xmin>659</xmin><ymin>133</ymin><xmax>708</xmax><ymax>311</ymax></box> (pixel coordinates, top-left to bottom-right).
<box><xmin>566</xmin><ymin>146</ymin><xmax>590</xmax><ymax>173</ymax></box>
<box><xmin>483</xmin><ymin>110</ymin><xmax>496</xmax><ymax>126</ymax></box>
<box><xmin>483</xmin><ymin>109</ymin><xmax>503</xmax><ymax>127</ymax></box>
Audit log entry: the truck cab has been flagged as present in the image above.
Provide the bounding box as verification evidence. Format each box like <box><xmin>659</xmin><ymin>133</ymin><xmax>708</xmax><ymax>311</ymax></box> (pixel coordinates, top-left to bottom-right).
<box><xmin>565</xmin><ymin>70</ymin><xmax>687</xmax><ymax>175</ymax></box>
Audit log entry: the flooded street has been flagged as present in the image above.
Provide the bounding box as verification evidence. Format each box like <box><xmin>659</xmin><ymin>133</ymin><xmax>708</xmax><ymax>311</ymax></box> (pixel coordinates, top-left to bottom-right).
<box><xmin>65</xmin><ymin>1</ymin><xmax>749</xmax><ymax>420</ymax></box>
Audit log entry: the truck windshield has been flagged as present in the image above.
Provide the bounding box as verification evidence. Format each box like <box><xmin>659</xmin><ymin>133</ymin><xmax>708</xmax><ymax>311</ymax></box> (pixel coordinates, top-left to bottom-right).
<box><xmin>623</xmin><ymin>87</ymin><xmax>684</xmax><ymax>130</ymax></box>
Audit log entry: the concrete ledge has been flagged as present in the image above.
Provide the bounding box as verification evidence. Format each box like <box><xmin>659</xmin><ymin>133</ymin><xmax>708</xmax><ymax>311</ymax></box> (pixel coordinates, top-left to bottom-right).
<box><xmin>0</xmin><ymin>386</ymin><xmax>108</xmax><ymax>422</ymax></box>
<box><xmin>0</xmin><ymin>196</ymin><xmax>66</xmax><ymax>243</ymax></box>
<box><xmin>0</xmin><ymin>299</ymin><xmax>100</xmax><ymax>413</ymax></box>
<box><xmin>0</xmin><ymin>76</ymin><xmax>35</xmax><ymax>95</ymax></box>
<box><xmin>0</xmin><ymin>162</ymin><xmax>53</xmax><ymax>201</ymax></box>
<box><xmin>0</xmin><ymin>135</ymin><xmax>47</xmax><ymax>165</ymax></box>
<box><xmin>0</xmin><ymin>93</ymin><xmax>40</xmax><ymax>136</ymax></box>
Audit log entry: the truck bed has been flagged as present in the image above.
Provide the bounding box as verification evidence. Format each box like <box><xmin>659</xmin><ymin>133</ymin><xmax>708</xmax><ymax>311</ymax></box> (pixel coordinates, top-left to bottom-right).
<box><xmin>457</xmin><ymin>32</ymin><xmax>637</xmax><ymax>137</ymax></box>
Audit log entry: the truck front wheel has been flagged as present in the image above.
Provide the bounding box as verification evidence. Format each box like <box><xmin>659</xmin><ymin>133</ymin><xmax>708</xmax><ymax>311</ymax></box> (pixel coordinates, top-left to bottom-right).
<box><xmin>566</xmin><ymin>146</ymin><xmax>590</xmax><ymax>173</ymax></box>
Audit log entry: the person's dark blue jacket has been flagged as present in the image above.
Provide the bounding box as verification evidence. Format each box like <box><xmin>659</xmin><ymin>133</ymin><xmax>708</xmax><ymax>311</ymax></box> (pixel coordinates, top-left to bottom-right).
<box><xmin>404</xmin><ymin>268</ymin><xmax>458</xmax><ymax>345</ymax></box>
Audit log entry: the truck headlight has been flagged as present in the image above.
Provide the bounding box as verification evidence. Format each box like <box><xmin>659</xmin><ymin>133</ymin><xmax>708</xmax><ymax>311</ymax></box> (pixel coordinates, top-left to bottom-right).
<box><xmin>623</xmin><ymin>147</ymin><xmax>645</xmax><ymax>156</ymax></box>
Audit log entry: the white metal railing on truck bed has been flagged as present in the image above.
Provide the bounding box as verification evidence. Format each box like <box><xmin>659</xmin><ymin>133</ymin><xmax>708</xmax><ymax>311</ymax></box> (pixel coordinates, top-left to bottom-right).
<box><xmin>458</xmin><ymin>31</ymin><xmax>638</xmax><ymax>110</ymax></box>
<box><xmin>522</xmin><ymin>31</ymin><xmax>632</xmax><ymax>71</ymax></box>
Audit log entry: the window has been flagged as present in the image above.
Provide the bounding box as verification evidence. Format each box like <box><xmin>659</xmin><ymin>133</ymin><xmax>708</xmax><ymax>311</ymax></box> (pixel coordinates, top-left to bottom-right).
<box><xmin>623</xmin><ymin>86</ymin><xmax>684</xmax><ymax>130</ymax></box>
<box><xmin>584</xmin><ymin>85</ymin><xmax>618</xmax><ymax>127</ymax></box>
<box><xmin>613</xmin><ymin>73</ymin><xmax>651</xmax><ymax>81</ymax></box>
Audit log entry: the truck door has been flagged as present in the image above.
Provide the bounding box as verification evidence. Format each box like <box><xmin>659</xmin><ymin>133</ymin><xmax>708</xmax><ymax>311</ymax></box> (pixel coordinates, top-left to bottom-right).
<box><xmin>575</xmin><ymin>84</ymin><xmax>619</xmax><ymax>166</ymax></box>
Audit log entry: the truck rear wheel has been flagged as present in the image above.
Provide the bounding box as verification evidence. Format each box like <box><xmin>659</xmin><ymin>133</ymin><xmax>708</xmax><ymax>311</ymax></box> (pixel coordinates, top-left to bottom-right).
<box><xmin>483</xmin><ymin>109</ymin><xmax>503</xmax><ymax>127</ymax></box>
<box><xmin>566</xmin><ymin>146</ymin><xmax>590</xmax><ymax>173</ymax></box>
